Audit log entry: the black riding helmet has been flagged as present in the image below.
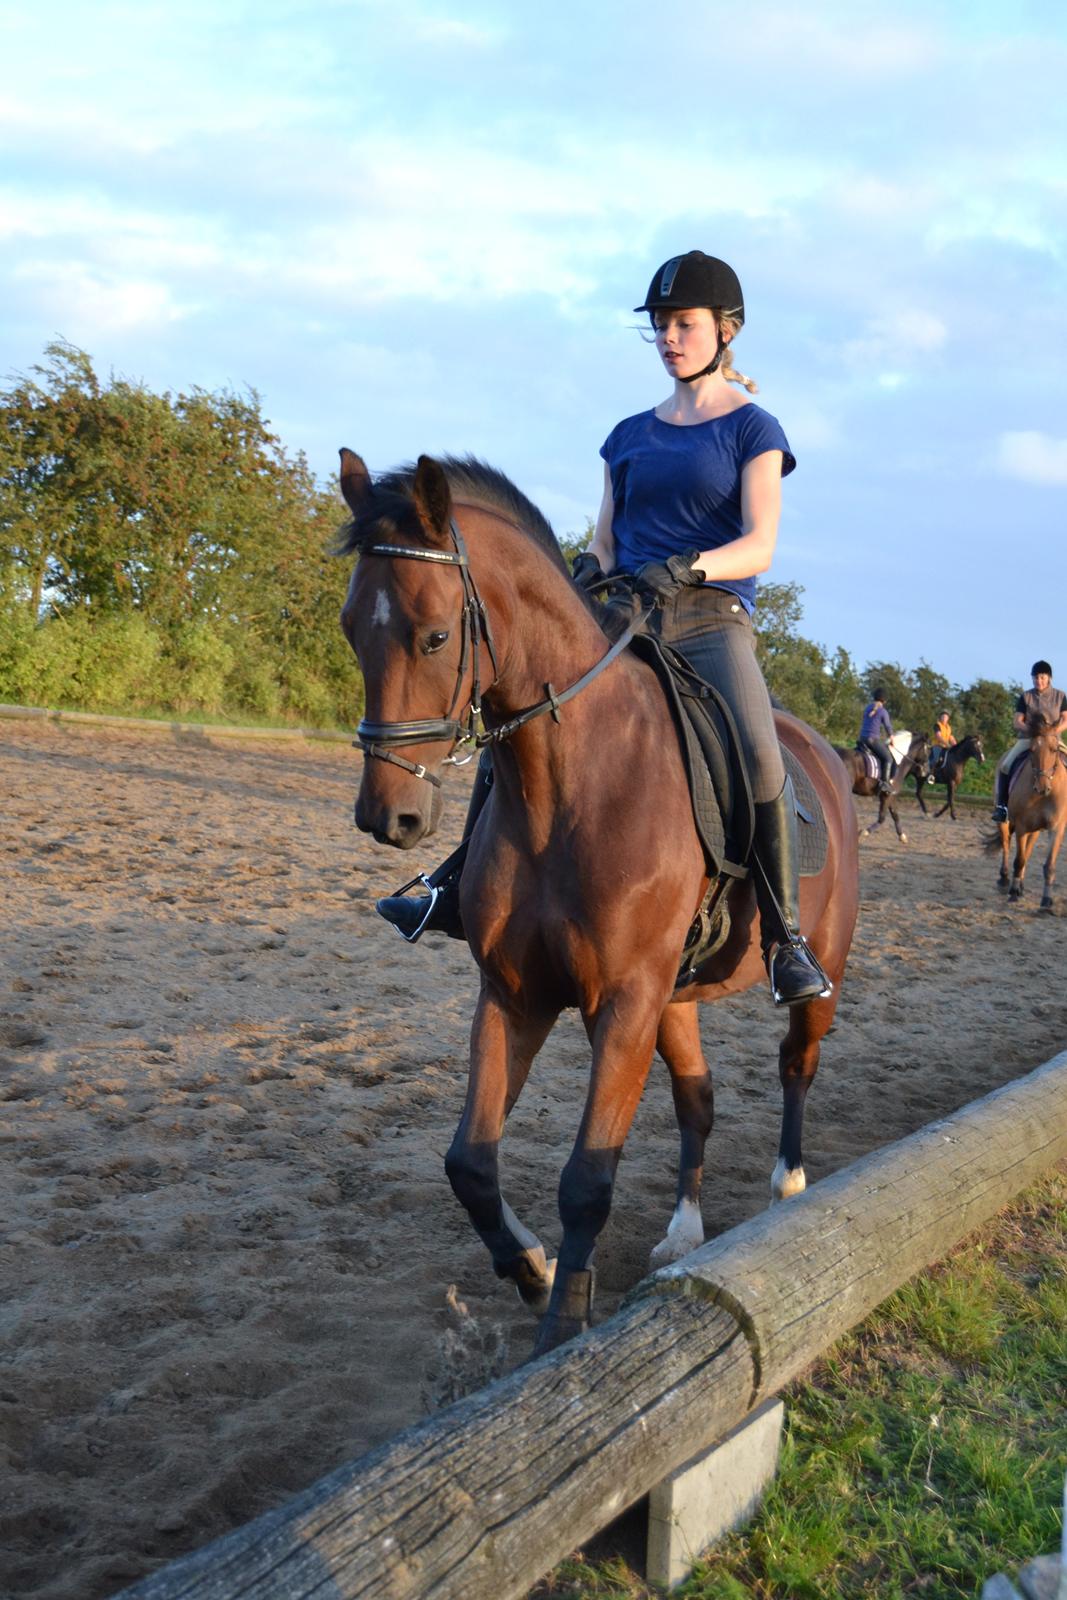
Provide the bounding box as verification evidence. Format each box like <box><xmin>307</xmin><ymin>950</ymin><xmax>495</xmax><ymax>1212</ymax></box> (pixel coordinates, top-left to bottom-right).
<box><xmin>1031</xmin><ymin>659</ymin><xmax>1053</xmax><ymax>678</ymax></box>
<box><xmin>634</xmin><ymin>251</ymin><xmax>745</xmax><ymax>382</ymax></box>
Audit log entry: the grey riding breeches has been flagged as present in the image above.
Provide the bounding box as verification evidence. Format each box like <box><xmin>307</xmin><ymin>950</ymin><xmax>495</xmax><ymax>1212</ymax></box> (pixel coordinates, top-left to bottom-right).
<box><xmin>647</xmin><ymin>586</ymin><xmax>786</xmax><ymax>805</ymax></box>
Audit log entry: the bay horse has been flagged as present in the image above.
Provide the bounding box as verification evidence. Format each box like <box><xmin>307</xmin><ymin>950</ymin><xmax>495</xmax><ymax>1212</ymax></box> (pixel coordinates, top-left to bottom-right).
<box><xmin>833</xmin><ymin>732</ymin><xmax>930</xmax><ymax>843</ymax></box>
<box><xmin>339</xmin><ymin>451</ymin><xmax>858</xmax><ymax>1356</ymax></box>
<box><xmin>911</xmin><ymin>733</ymin><xmax>985</xmax><ymax>820</ymax></box>
<box><xmin>992</xmin><ymin>717</ymin><xmax>1067</xmax><ymax>910</ymax></box>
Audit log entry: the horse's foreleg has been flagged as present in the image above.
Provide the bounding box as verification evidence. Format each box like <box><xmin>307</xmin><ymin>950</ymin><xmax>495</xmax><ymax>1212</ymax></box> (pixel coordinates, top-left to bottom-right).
<box><xmin>914</xmin><ymin>775</ymin><xmax>929</xmax><ymax>815</ymax></box>
<box><xmin>1041</xmin><ymin>823</ymin><xmax>1065</xmax><ymax>911</ymax></box>
<box><xmin>889</xmin><ymin>797</ymin><xmax>908</xmax><ymax>843</ymax></box>
<box><xmin>772</xmin><ymin>990</ymin><xmax>838</xmax><ymax>1203</ymax></box>
<box><xmin>445</xmin><ymin>988</ymin><xmax>557</xmax><ymax>1313</ymax></box>
<box><xmin>649</xmin><ymin>1004</ymin><xmax>713</xmax><ymax>1269</ymax></box>
<box><xmin>533</xmin><ymin>987</ymin><xmax>663</xmax><ymax>1356</ymax></box>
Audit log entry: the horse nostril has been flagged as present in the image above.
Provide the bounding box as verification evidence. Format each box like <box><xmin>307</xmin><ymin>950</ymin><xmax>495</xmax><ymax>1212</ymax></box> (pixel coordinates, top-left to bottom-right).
<box><xmin>397</xmin><ymin>813</ymin><xmax>423</xmax><ymax>845</ymax></box>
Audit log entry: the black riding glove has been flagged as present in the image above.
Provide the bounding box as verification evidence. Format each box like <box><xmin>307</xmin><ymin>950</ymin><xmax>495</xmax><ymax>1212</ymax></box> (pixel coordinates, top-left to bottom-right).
<box><xmin>636</xmin><ymin>550</ymin><xmax>705</xmax><ymax>603</ymax></box>
<box><xmin>571</xmin><ymin>551</ymin><xmax>604</xmax><ymax>593</ymax></box>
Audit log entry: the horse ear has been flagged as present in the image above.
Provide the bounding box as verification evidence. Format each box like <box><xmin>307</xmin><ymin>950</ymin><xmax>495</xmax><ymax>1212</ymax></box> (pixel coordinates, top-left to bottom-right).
<box><xmin>339</xmin><ymin>448</ymin><xmax>371</xmax><ymax>513</ymax></box>
<box><xmin>412</xmin><ymin>455</ymin><xmax>453</xmax><ymax>548</ymax></box>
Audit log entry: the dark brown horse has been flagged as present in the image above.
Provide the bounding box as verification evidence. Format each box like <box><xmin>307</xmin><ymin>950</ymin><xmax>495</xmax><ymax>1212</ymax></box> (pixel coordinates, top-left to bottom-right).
<box><xmin>992</xmin><ymin>718</ymin><xmax>1067</xmax><ymax>910</ymax></box>
<box><xmin>911</xmin><ymin>733</ymin><xmax>985</xmax><ymax>819</ymax></box>
<box><xmin>833</xmin><ymin>733</ymin><xmax>930</xmax><ymax>843</ymax></box>
<box><xmin>339</xmin><ymin>451</ymin><xmax>858</xmax><ymax>1355</ymax></box>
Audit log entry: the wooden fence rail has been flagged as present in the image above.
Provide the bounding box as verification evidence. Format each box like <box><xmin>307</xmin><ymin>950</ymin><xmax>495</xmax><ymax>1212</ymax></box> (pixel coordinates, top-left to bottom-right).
<box><xmin>115</xmin><ymin>1049</ymin><xmax>1067</xmax><ymax>1600</ymax></box>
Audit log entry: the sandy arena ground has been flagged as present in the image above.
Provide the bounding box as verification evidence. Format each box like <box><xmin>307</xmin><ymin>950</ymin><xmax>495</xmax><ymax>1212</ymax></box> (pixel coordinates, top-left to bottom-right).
<box><xmin>2</xmin><ymin>716</ymin><xmax>1065</xmax><ymax>1600</ymax></box>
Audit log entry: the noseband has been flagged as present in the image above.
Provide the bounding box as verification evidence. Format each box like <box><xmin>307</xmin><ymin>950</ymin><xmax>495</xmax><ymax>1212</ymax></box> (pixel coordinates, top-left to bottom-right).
<box><xmin>355</xmin><ymin>518</ymin><xmax>649</xmax><ymax>786</ymax></box>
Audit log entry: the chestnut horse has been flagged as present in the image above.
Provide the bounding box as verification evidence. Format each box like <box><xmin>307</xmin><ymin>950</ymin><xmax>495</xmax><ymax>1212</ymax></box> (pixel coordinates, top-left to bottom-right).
<box><xmin>339</xmin><ymin>451</ymin><xmax>858</xmax><ymax>1355</ymax></box>
<box><xmin>992</xmin><ymin>717</ymin><xmax>1067</xmax><ymax>910</ymax></box>
<box><xmin>833</xmin><ymin>732</ymin><xmax>930</xmax><ymax>843</ymax></box>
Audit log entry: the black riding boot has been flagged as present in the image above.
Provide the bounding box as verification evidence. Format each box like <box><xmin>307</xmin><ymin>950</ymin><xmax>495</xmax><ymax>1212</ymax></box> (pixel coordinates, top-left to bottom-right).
<box><xmin>375</xmin><ymin>755</ymin><xmax>493</xmax><ymax>942</ymax></box>
<box><xmin>752</xmin><ymin>778</ymin><xmax>834</xmax><ymax>1007</ymax></box>
<box><xmin>991</xmin><ymin>767</ymin><xmax>1010</xmax><ymax>822</ymax></box>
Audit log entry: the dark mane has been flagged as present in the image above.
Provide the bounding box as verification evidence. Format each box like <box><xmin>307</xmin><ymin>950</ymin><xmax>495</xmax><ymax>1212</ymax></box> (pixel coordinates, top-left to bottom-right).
<box><xmin>338</xmin><ymin>454</ymin><xmax>568</xmax><ymax>574</ymax></box>
<box><xmin>1026</xmin><ymin>713</ymin><xmax>1055</xmax><ymax>737</ymax></box>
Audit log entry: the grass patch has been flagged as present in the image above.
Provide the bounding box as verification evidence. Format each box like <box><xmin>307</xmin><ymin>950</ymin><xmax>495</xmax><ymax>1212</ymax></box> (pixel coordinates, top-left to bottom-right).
<box><xmin>535</xmin><ymin>1165</ymin><xmax>1066</xmax><ymax>1600</ymax></box>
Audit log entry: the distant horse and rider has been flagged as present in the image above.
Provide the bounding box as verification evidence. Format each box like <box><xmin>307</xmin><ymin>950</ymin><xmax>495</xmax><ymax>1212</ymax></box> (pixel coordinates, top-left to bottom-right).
<box><xmin>338</xmin><ymin>449</ymin><xmax>858</xmax><ymax>1355</ymax></box>
<box><xmin>835</xmin><ymin>727</ymin><xmax>931</xmax><ymax>842</ymax></box>
<box><xmin>990</xmin><ymin>716</ymin><xmax>1067</xmax><ymax>910</ymax></box>
<box><xmin>911</xmin><ymin>732</ymin><xmax>986</xmax><ymax>820</ymax></box>
<box><xmin>988</xmin><ymin>661</ymin><xmax>1067</xmax><ymax>911</ymax></box>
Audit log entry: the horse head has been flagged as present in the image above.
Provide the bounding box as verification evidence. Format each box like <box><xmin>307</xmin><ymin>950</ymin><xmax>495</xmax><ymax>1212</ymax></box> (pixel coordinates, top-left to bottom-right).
<box><xmin>1026</xmin><ymin>716</ymin><xmax>1061</xmax><ymax>796</ymax></box>
<box><xmin>338</xmin><ymin>449</ymin><xmax>482</xmax><ymax>848</ymax></box>
<box><xmin>907</xmin><ymin>732</ymin><xmax>930</xmax><ymax>778</ymax></box>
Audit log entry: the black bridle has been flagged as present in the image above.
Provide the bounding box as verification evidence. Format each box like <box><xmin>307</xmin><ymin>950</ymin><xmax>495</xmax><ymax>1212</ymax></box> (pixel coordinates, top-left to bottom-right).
<box><xmin>1029</xmin><ymin>731</ymin><xmax>1061</xmax><ymax>794</ymax></box>
<box><xmin>354</xmin><ymin>518</ymin><xmax>648</xmax><ymax>786</ymax></box>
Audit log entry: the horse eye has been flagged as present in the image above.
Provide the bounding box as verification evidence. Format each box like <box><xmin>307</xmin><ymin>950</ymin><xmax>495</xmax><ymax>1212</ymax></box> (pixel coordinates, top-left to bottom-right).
<box><xmin>424</xmin><ymin>630</ymin><xmax>449</xmax><ymax>655</ymax></box>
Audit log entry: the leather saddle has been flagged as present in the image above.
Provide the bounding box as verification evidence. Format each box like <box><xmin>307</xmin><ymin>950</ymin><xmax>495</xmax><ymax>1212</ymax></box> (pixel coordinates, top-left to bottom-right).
<box><xmin>627</xmin><ymin>633</ymin><xmax>829</xmax><ymax>987</ymax></box>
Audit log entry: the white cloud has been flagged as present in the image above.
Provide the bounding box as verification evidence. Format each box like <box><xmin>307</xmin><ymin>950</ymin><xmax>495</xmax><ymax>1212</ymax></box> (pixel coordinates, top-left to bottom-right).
<box><xmin>737</xmin><ymin>10</ymin><xmax>941</xmax><ymax>77</ymax></box>
<box><xmin>996</xmin><ymin>431</ymin><xmax>1067</xmax><ymax>487</ymax></box>
<box><xmin>12</xmin><ymin>261</ymin><xmax>188</xmax><ymax>334</ymax></box>
<box><xmin>410</xmin><ymin>17</ymin><xmax>503</xmax><ymax>47</ymax></box>
<box><xmin>841</xmin><ymin>310</ymin><xmax>947</xmax><ymax>379</ymax></box>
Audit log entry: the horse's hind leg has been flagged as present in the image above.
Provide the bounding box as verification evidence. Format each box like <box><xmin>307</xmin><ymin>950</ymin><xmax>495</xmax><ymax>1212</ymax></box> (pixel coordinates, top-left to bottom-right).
<box><xmin>997</xmin><ymin>822</ymin><xmax>1011</xmax><ymax>891</ymax></box>
<box><xmin>445</xmin><ymin>988</ymin><xmax>557</xmax><ymax>1314</ymax></box>
<box><xmin>1009</xmin><ymin>830</ymin><xmax>1039</xmax><ymax>900</ymax></box>
<box><xmin>889</xmin><ymin>799</ymin><xmax>908</xmax><ymax>843</ymax></box>
<box><xmin>772</xmin><ymin>991</ymin><xmax>837</xmax><ymax>1202</ymax></box>
<box><xmin>649</xmin><ymin>1004</ymin><xmax>713</xmax><ymax>1269</ymax></box>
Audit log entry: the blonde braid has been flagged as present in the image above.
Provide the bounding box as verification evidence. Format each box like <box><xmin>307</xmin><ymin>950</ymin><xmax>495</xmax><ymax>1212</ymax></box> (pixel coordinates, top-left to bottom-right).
<box><xmin>717</xmin><ymin>311</ymin><xmax>759</xmax><ymax>394</ymax></box>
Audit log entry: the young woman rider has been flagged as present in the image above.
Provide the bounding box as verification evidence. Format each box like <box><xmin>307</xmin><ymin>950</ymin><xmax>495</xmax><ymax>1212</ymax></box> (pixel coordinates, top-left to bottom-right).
<box><xmin>376</xmin><ymin>250</ymin><xmax>829</xmax><ymax>1007</ymax></box>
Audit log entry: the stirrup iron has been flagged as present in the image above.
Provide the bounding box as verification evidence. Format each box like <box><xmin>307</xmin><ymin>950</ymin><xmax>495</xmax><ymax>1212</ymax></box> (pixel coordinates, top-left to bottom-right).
<box><xmin>382</xmin><ymin>873</ymin><xmax>441</xmax><ymax>943</ymax></box>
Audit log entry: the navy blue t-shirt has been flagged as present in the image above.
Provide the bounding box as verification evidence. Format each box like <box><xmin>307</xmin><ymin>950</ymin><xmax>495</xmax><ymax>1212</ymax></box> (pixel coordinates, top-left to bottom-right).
<box><xmin>599</xmin><ymin>404</ymin><xmax>795</xmax><ymax>612</ymax></box>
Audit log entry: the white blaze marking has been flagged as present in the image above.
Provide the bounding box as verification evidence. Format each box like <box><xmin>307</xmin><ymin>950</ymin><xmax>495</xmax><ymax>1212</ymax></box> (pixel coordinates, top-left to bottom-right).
<box><xmin>372</xmin><ymin>589</ymin><xmax>391</xmax><ymax>627</ymax></box>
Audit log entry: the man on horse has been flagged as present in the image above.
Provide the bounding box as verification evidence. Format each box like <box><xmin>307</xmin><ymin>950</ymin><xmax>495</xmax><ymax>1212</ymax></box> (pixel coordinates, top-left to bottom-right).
<box><xmin>857</xmin><ymin>689</ymin><xmax>894</xmax><ymax>794</ymax></box>
<box><xmin>991</xmin><ymin>661</ymin><xmax>1067</xmax><ymax>821</ymax></box>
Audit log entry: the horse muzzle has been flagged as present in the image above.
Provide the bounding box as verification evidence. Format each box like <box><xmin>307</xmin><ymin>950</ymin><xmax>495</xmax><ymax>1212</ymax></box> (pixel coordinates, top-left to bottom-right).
<box><xmin>354</xmin><ymin>775</ymin><xmax>442</xmax><ymax>848</ymax></box>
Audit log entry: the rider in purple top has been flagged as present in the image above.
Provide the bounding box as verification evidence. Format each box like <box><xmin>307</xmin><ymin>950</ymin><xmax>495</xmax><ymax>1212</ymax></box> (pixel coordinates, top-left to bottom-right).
<box><xmin>858</xmin><ymin>691</ymin><xmax>894</xmax><ymax>793</ymax></box>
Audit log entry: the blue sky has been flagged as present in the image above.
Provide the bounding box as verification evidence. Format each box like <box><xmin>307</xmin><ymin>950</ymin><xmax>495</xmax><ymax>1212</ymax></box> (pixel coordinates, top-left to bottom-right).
<box><xmin>3</xmin><ymin>0</ymin><xmax>1066</xmax><ymax>688</ymax></box>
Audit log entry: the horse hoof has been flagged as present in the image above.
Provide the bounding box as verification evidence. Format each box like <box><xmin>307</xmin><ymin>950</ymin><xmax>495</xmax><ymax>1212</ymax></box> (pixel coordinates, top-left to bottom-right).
<box><xmin>899</xmin><ymin>833</ymin><xmax>908</xmax><ymax>844</ymax></box>
<box><xmin>531</xmin><ymin>1267</ymin><xmax>594</xmax><ymax>1357</ymax></box>
<box><xmin>531</xmin><ymin>1312</ymin><xmax>588</xmax><ymax>1358</ymax></box>
<box><xmin>507</xmin><ymin>1250</ymin><xmax>556</xmax><ymax>1317</ymax></box>
<box><xmin>770</xmin><ymin>1159</ymin><xmax>807</xmax><ymax>1202</ymax></box>
<box><xmin>649</xmin><ymin>1200</ymin><xmax>704</xmax><ymax>1269</ymax></box>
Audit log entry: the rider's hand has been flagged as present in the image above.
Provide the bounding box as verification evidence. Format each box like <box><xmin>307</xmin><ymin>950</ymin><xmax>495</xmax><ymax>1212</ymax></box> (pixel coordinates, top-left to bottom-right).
<box><xmin>636</xmin><ymin>550</ymin><xmax>705</xmax><ymax>603</ymax></box>
<box><xmin>571</xmin><ymin>551</ymin><xmax>604</xmax><ymax>593</ymax></box>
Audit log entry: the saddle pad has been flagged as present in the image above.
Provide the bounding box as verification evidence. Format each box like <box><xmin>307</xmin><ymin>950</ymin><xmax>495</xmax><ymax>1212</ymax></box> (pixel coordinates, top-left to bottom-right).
<box><xmin>783</xmin><ymin>744</ymin><xmax>829</xmax><ymax>878</ymax></box>
<box><xmin>859</xmin><ymin>748</ymin><xmax>881</xmax><ymax>782</ymax></box>
<box><xmin>628</xmin><ymin>633</ymin><xmax>750</xmax><ymax>878</ymax></box>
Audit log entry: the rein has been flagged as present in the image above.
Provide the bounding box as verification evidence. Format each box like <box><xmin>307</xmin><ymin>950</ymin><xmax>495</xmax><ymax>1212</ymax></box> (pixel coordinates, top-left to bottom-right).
<box><xmin>355</xmin><ymin>518</ymin><xmax>651</xmax><ymax>786</ymax></box>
